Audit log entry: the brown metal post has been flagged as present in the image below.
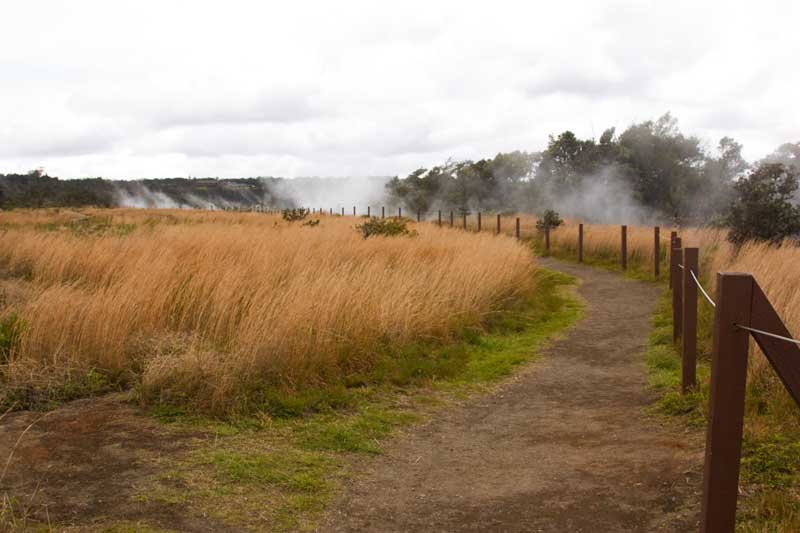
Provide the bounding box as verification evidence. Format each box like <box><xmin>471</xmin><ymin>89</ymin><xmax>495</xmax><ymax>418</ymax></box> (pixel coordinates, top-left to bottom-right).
<box><xmin>545</xmin><ymin>223</ymin><xmax>550</xmax><ymax>254</ymax></box>
<box><xmin>450</xmin><ymin>210</ymin><xmax>454</xmax><ymax>227</ymax></box>
<box><xmin>700</xmin><ymin>273</ymin><xmax>753</xmax><ymax>533</ymax></box>
<box><xmin>496</xmin><ymin>213</ymin><xmax>501</xmax><ymax>235</ymax></box>
<box><xmin>578</xmin><ymin>223</ymin><xmax>584</xmax><ymax>263</ymax></box>
<box><xmin>477</xmin><ymin>212</ymin><xmax>482</xmax><ymax>232</ymax></box>
<box><xmin>654</xmin><ymin>226</ymin><xmax>661</xmax><ymax>278</ymax></box>
<box><xmin>671</xmin><ymin>240</ymin><xmax>683</xmax><ymax>342</ymax></box>
<box><xmin>621</xmin><ymin>225</ymin><xmax>628</xmax><ymax>270</ymax></box>
<box><xmin>682</xmin><ymin>248</ymin><xmax>698</xmax><ymax>393</ymax></box>
<box><xmin>515</xmin><ymin>217</ymin><xmax>520</xmax><ymax>239</ymax></box>
<box><xmin>438</xmin><ymin>210</ymin><xmax>442</xmax><ymax>226</ymax></box>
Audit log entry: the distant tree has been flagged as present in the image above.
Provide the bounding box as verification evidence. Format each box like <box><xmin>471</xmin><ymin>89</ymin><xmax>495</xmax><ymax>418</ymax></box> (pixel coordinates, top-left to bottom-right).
<box><xmin>617</xmin><ymin>112</ymin><xmax>706</xmax><ymax>219</ymax></box>
<box><xmin>760</xmin><ymin>141</ymin><xmax>800</xmax><ymax>172</ymax></box>
<box><xmin>698</xmin><ymin>137</ymin><xmax>749</xmax><ymax>221</ymax></box>
<box><xmin>727</xmin><ymin>163</ymin><xmax>800</xmax><ymax>245</ymax></box>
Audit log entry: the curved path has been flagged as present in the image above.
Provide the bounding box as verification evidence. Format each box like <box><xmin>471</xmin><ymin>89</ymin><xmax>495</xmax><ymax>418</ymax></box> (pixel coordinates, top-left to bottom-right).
<box><xmin>321</xmin><ymin>258</ymin><xmax>703</xmax><ymax>532</ymax></box>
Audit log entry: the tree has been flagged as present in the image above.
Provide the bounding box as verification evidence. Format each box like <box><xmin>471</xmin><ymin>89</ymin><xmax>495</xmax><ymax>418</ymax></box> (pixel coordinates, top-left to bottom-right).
<box><xmin>617</xmin><ymin>112</ymin><xmax>706</xmax><ymax>219</ymax></box>
<box><xmin>727</xmin><ymin>163</ymin><xmax>800</xmax><ymax>245</ymax></box>
<box><xmin>698</xmin><ymin>137</ymin><xmax>749</xmax><ymax>221</ymax></box>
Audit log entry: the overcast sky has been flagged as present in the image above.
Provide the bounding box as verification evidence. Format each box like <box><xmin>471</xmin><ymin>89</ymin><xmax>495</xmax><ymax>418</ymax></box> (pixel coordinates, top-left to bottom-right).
<box><xmin>1</xmin><ymin>1</ymin><xmax>797</xmax><ymax>180</ymax></box>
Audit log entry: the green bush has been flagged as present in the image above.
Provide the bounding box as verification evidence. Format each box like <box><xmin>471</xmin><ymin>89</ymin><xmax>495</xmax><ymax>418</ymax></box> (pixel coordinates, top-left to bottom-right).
<box><xmin>355</xmin><ymin>217</ymin><xmax>417</xmax><ymax>239</ymax></box>
<box><xmin>282</xmin><ymin>208</ymin><xmax>310</xmax><ymax>222</ymax></box>
<box><xmin>536</xmin><ymin>209</ymin><xmax>563</xmax><ymax>230</ymax></box>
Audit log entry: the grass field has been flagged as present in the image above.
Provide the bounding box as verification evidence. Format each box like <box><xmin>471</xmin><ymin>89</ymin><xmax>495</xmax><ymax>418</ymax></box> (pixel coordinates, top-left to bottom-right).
<box><xmin>0</xmin><ymin>208</ymin><xmax>538</xmax><ymax>414</ymax></box>
<box><xmin>0</xmin><ymin>208</ymin><xmax>583</xmax><ymax>530</ymax></box>
<box><xmin>538</xmin><ymin>220</ymin><xmax>800</xmax><ymax>531</ymax></box>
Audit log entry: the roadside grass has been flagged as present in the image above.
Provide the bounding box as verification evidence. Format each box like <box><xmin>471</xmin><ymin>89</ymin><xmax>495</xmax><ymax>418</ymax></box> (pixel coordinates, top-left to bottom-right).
<box><xmin>104</xmin><ymin>267</ymin><xmax>582</xmax><ymax>532</ymax></box>
<box><xmin>644</xmin><ymin>285</ymin><xmax>800</xmax><ymax>531</ymax></box>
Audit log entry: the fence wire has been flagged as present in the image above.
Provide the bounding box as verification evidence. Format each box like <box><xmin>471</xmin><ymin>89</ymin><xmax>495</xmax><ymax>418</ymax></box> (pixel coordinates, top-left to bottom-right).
<box><xmin>690</xmin><ymin>270</ymin><xmax>716</xmax><ymax>308</ymax></box>
<box><xmin>734</xmin><ymin>324</ymin><xmax>800</xmax><ymax>346</ymax></box>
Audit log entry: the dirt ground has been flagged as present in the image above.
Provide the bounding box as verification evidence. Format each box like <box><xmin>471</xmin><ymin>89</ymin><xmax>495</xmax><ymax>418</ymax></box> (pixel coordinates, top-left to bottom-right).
<box><xmin>0</xmin><ymin>395</ymin><xmax>226</xmax><ymax>532</ymax></box>
<box><xmin>319</xmin><ymin>259</ymin><xmax>704</xmax><ymax>532</ymax></box>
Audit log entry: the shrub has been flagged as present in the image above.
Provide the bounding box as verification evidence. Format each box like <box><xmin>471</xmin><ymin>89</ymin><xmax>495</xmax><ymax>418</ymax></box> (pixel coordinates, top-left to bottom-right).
<box><xmin>282</xmin><ymin>208</ymin><xmax>310</xmax><ymax>222</ymax></box>
<box><xmin>727</xmin><ymin>164</ymin><xmax>800</xmax><ymax>245</ymax></box>
<box><xmin>355</xmin><ymin>217</ymin><xmax>417</xmax><ymax>239</ymax></box>
<box><xmin>536</xmin><ymin>209</ymin><xmax>563</xmax><ymax>230</ymax></box>
<box><xmin>302</xmin><ymin>219</ymin><xmax>320</xmax><ymax>227</ymax></box>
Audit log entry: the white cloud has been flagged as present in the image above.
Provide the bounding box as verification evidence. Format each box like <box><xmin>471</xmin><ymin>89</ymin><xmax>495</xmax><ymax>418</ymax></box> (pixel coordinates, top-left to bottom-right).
<box><xmin>0</xmin><ymin>0</ymin><xmax>797</xmax><ymax>178</ymax></box>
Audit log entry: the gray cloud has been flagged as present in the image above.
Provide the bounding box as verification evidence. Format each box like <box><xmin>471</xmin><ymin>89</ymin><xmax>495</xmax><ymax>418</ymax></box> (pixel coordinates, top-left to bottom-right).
<box><xmin>0</xmin><ymin>1</ymin><xmax>797</xmax><ymax>178</ymax></box>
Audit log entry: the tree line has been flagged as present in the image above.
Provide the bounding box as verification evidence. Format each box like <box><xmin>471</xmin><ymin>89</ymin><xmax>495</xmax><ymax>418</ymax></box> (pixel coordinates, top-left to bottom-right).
<box><xmin>387</xmin><ymin>112</ymin><xmax>800</xmax><ymax>243</ymax></box>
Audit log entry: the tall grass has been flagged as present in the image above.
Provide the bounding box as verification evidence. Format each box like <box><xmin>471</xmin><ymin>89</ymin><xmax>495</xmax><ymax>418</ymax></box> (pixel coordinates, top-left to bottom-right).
<box><xmin>0</xmin><ymin>209</ymin><xmax>536</xmax><ymax>413</ymax></box>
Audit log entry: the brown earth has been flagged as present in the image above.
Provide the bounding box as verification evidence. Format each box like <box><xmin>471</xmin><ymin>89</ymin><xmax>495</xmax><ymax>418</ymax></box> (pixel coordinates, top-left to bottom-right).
<box><xmin>320</xmin><ymin>258</ymin><xmax>704</xmax><ymax>532</ymax></box>
<box><xmin>0</xmin><ymin>395</ymin><xmax>226</xmax><ymax>532</ymax></box>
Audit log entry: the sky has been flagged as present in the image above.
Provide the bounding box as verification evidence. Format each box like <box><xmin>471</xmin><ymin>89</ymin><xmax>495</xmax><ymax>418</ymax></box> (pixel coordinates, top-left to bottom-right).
<box><xmin>0</xmin><ymin>1</ymin><xmax>797</xmax><ymax>180</ymax></box>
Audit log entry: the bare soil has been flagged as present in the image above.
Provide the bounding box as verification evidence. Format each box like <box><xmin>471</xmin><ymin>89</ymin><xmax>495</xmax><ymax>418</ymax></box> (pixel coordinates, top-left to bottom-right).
<box><xmin>320</xmin><ymin>259</ymin><xmax>704</xmax><ymax>532</ymax></box>
<box><xmin>0</xmin><ymin>395</ymin><xmax>225</xmax><ymax>531</ymax></box>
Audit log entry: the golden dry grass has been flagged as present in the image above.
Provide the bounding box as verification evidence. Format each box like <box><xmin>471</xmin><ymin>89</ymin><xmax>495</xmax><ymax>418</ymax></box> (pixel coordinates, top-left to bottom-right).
<box><xmin>0</xmin><ymin>209</ymin><xmax>536</xmax><ymax>412</ymax></box>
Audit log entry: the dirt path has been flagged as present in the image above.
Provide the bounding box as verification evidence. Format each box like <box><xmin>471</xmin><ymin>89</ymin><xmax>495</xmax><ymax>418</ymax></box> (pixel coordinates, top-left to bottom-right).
<box><xmin>321</xmin><ymin>258</ymin><xmax>704</xmax><ymax>532</ymax></box>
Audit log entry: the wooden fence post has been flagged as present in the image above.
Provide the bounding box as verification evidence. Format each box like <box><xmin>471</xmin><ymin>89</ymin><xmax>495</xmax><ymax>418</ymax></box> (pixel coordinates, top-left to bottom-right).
<box><xmin>477</xmin><ymin>212</ymin><xmax>482</xmax><ymax>232</ymax></box>
<box><xmin>669</xmin><ymin>231</ymin><xmax>678</xmax><ymax>288</ymax></box>
<box><xmin>496</xmin><ymin>213</ymin><xmax>501</xmax><ymax>235</ymax></box>
<box><xmin>438</xmin><ymin>210</ymin><xmax>442</xmax><ymax>226</ymax></box>
<box><xmin>621</xmin><ymin>225</ymin><xmax>628</xmax><ymax>270</ymax></box>
<box><xmin>578</xmin><ymin>223</ymin><xmax>584</xmax><ymax>263</ymax></box>
<box><xmin>398</xmin><ymin>207</ymin><xmax>402</xmax><ymax>218</ymax></box>
<box><xmin>545</xmin><ymin>223</ymin><xmax>550</xmax><ymax>254</ymax></box>
<box><xmin>654</xmin><ymin>226</ymin><xmax>660</xmax><ymax>278</ymax></box>
<box><xmin>700</xmin><ymin>273</ymin><xmax>753</xmax><ymax>533</ymax></box>
<box><xmin>515</xmin><ymin>217</ymin><xmax>520</xmax><ymax>239</ymax></box>
<box><xmin>682</xmin><ymin>247</ymin><xmax>699</xmax><ymax>393</ymax></box>
<box><xmin>671</xmin><ymin>239</ymin><xmax>683</xmax><ymax>343</ymax></box>
<box><xmin>450</xmin><ymin>210</ymin><xmax>454</xmax><ymax>227</ymax></box>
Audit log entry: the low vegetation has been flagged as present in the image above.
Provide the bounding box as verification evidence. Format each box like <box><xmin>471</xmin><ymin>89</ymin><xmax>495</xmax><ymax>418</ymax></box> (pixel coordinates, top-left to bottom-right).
<box><xmin>0</xmin><ymin>208</ymin><xmax>536</xmax><ymax>414</ymax></box>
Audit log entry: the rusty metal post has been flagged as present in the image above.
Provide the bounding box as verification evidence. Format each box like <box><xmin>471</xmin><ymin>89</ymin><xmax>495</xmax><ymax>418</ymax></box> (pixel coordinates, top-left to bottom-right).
<box><xmin>700</xmin><ymin>273</ymin><xmax>753</xmax><ymax>533</ymax></box>
<box><xmin>682</xmin><ymin>248</ymin><xmax>699</xmax><ymax>393</ymax></box>
<box><xmin>654</xmin><ymin>226</ymin><xmax>661</xmax><ymax>279</ymax></box>
<box><xmin>477</xmin><ymin>212</ymin><xmax>482</xmax><ymax>232</ymax></box>
<box><xmin>578</xmin><ymin>223</ymin><xmax>584</xmax><ymax>263</ymax></box>
<box><xmin>545</xmin><ymin>223</ymin><xmax>550</xmax><ymax>254</ymax></box>
<box><xmin>621</xmin><ymin>225</ymin><xmax>628</xmax><ymax>270</ymax></box>
<box><xmin>671</xmin><ymin>239</ymin><xmax>683</xmax><ymax>342</ymax></box>
<box><xmin>515</xmin><ymin>217</ymin><xmax>520</xmax><ymax>239</ymax></box>
<box><xmin>496</xmin><ymin>213</ymin><xmax>501</xmax><ymax>235</ymax></box>
<box><xmin>450</xmin><ymin>210</ymin><xmax>454</xmax><ymax>227</ymax></box>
